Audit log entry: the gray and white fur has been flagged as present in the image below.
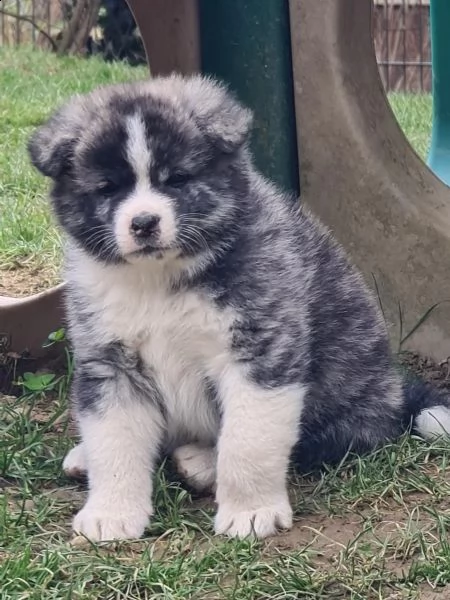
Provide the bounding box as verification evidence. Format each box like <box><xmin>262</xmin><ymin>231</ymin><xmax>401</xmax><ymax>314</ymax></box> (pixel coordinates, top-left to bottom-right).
<box><xmin>28</xmin><ymin>75</ymin><xmax>450</xmax><ymax>541</ymax></box>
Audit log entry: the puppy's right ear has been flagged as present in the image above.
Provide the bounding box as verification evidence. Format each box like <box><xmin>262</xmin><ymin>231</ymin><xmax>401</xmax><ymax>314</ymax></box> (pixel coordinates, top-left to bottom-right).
<box><xmin>28</xmin><ymin>99</ymin><xmax>84</xmax><ymax>179</ymax></box>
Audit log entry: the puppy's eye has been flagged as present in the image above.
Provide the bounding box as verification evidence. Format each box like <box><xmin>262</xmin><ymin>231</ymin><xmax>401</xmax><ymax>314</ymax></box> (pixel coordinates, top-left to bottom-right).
<box><xmin>165</xmin><ymin>172</ymin><xmax>191</xmax><ymax>188</ymax></box>
<box><xmin>97</xmin><ymin>180</ymin><xmax>120</xmax><ymax>197</ymax></box>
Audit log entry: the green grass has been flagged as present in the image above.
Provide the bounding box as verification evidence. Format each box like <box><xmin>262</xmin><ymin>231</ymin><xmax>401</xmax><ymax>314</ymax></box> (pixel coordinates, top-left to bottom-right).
<box><xmin>0</xmin><ymin>46</ymin><xmax>148</xmax><ymax>290</ymax></box>
<box><xmin>2</xmin><ymin>363</ymin><xmax>450</xmax><ymax>599</ymax></box>
<box><xmin>389</xmin><ymin>93</ymin><xmax>433</xmax><ymax>160</ymax></box>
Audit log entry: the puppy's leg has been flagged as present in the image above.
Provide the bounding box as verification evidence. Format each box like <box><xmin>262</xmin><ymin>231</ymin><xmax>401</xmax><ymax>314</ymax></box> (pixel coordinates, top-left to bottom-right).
<box><xmin>72</xmin><ymin>370</ymin><xmax>164</xmax><ymax>542</ymax></box>
<box><xmin>215</xmin><ymin>368</ymin><xmax>305</xmax><ymax>539</ymax></box>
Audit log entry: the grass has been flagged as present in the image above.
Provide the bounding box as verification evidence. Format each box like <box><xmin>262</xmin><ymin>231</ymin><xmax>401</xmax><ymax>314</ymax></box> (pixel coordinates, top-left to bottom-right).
<box><xmin>1</xmin><ymin>48</ymin><xmax>447</xmax><ymax>598</ymax></box>
<box><xmin>389</xmin><ymin>93</ymin><xmax>433</xmax><ymax>160</ymax></box>
<box><xmin>2</xmin><ymin>359</ymin><xmax>450</xmax><ymax>599</ymax></box>
<box><xmin>0</xmin><ymin>46</ymin><xmax>148</xmax><ymax>295</ymax></box>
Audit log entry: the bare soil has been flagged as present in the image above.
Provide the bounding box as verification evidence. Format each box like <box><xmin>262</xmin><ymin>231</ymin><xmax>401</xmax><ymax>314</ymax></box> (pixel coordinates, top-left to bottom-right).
<box><xmin>399</xmin><ymin>351</ymin><xmax>450</xmax><ymax>393</ymax></box>
<box><xmin>0</xmin><ymin>262</ymin><xmax>59</xmax><ymax>297</ymax></box>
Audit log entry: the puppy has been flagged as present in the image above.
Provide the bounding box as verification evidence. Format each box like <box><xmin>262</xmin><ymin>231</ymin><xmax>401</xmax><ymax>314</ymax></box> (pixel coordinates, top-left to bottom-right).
<box><xmin>28</xmin><ymin>75</ymin><xmax>450</xmax><ymax>541</ymax></box>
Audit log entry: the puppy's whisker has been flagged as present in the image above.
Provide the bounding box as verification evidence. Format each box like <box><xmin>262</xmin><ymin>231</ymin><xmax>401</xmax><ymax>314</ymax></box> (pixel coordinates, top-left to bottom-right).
<box><xmin>181</xmin><ymin>225</ymin><xmax>208</xmax><ymax>250</ymax></box>
<box><xmin>179</xmin><ymin>229</ymin><xmax>205</xmax><ymax>250</ymax></box>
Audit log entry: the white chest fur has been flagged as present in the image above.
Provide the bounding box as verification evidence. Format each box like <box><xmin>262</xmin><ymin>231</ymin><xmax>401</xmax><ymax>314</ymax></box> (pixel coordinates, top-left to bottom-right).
<box><xmin>69</xmin><ymin>253</ymin><xmax>236</xmax><ymax>446</ymax></box>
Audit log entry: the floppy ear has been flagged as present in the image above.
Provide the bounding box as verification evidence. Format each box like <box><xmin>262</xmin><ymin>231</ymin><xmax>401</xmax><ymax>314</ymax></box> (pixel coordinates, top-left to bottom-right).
<box><xmin>181</xmin><ymin>76</ymin><xmax>253</xmax><ymax>153</ymax></box>
<box><xmin>28</xmin><ymin>98</ymin><xmax>85</xmax><ymax>179</ymax></box>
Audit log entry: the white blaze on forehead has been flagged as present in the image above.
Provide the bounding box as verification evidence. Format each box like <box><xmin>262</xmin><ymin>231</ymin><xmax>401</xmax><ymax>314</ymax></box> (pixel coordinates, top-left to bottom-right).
<box><xmin>116</xmin><ymin>113</ymin><xmax>177</xmax><ymax>259</ymax></box>
<box><xmin>125</xmin><ymin>113</ymin><xmax>152</xmax><ymax>187</ymax></box>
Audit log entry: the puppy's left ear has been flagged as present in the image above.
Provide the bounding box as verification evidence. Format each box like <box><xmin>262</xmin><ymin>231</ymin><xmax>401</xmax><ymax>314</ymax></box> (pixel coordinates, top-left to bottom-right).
<box><xmin>185</xmin><ymin>76</ymin><xmax>253</xmax><ymax>153</ymax></box>
<box><xmin>28</xmin><ymin>96</ymin><xmax>86</xmax><ymax>179</ymax></box>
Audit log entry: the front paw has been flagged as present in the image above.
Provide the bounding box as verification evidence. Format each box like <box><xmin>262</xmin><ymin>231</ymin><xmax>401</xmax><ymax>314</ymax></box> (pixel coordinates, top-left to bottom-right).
<box><xmin>215</xmin><ymin>497</ymin><xmax>293</xmax><ymax>539</ymax></box>
<box><xmin>73</xmin><ymin>500</ymin><xmax>151</xmax><ymax>541</ymax></box>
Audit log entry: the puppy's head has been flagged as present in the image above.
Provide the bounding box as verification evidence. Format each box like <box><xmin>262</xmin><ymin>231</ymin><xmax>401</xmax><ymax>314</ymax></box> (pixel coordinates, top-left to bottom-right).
<box><xmin>28</xmin><ymin>75</ymin><xmax>253</xmax><ymax>264</ymax></box>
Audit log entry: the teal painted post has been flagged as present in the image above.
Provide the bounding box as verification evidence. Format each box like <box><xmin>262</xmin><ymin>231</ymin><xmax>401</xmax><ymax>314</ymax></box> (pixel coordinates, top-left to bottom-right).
<box><xmin>428</xmin><ymin>0</ymin><xmax>450</xmax><ymax>185</ymax></box>
<box><xmin>199</xmin><ymin>0</ymin><xmax>299</xmax><ymax>195</ymax></box>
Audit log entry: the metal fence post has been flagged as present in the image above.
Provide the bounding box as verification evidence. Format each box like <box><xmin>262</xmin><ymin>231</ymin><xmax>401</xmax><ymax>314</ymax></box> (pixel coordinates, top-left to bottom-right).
<box><xmin>199</xmin><ymin>0</ymin><xmax>299</xmax><ymax>195</ymax></box>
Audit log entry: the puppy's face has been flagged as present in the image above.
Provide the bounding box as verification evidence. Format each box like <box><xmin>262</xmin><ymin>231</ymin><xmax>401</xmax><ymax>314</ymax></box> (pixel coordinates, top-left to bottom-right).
<box><xmin>28</xmin><ymin>76</ymin><xmax>252</xmax><ymax>264</ymax></box>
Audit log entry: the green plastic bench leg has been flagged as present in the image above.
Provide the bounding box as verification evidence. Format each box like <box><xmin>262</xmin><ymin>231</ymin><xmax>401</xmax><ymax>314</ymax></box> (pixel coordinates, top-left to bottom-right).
<box><xmin>428</xmin><ymin>0</ymin><xmax>450</xmax><ymax>185</ymax></box>
<box><xmin>199</xmin><ymin>0</ymin><xmax>299</xmax><ymax>194</ymax></box>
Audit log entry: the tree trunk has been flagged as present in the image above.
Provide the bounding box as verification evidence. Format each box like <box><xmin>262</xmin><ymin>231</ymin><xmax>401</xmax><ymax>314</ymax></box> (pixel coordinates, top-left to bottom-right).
<box><xmin>57</xmin><ymin>0</ymin><xmax>101</xmax><ymax>55</ymax></box>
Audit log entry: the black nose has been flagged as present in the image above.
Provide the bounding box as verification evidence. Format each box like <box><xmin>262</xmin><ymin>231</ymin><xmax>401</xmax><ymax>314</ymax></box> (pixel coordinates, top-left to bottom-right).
<box><xmin>131</xmin><ymin>213</ymin><xmax>161</xmax><ymax>237</ymax></box>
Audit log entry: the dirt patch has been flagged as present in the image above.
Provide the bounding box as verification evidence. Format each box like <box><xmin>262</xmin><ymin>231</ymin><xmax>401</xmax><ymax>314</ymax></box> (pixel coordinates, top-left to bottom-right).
<box><xmin>0</xmin><ymin>389</ymin><xmax>73</xmax><ymax>434</ymax></box>
<box><xmin>267</xmin><ymin>499</ymin><xmax>436</xmax><ymax>556</ymax></box>
<box><xmin>419</xmin><ymin>590</ymin><xmax>447</xmax><ymax>599</ymax></box>
<box><xmin>267</xmin><ymin>511</ymin><xmax>363</xmax><ymax>558</ymax></box>
<box><xmin>0</xmin><ymin>392</ymin><xmax>16</xmax><ymax>404</ymax></box>
<box><xmin>262</xmin><ymin>498</ymin><xmax>448</xmax><ymax>598</ymax></box>
<box><xmin>0</xmin><ymin>262</ymin><xmax>60</xmax><ymax>297</ymax></box>
<box><xmin>399</xmin><ymin>351</ymin><xmax>450</xmax><ymax>393</ymax></box>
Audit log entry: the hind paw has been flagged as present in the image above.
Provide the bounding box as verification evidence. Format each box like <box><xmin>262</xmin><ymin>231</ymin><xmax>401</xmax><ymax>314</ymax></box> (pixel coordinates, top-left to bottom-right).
<box><xmin>63</xmin><ymin>443</ymin><xmax>87</xmax><ymax>480</ymax></box>
<box><xmin>173</xmin><ymin>444</ymin><xmax>216</xmax><ymax>492</ymax></box>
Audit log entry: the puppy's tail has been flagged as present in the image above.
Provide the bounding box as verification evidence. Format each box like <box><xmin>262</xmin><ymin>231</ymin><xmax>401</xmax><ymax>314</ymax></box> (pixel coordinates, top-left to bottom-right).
<box><xmin>403</xmin><ymin>376</ymin><xmax>450</xmax><ymax>439</ymax></box>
